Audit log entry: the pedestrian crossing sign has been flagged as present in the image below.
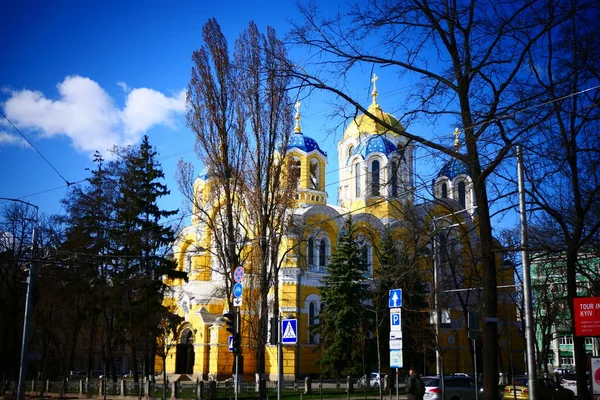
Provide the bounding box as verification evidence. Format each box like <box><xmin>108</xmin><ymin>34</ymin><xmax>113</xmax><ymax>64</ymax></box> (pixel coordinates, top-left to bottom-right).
<box><xmin>282</xmin><ymin>319</ymin><xmax>297</xmax><ymax>344</ymax></box>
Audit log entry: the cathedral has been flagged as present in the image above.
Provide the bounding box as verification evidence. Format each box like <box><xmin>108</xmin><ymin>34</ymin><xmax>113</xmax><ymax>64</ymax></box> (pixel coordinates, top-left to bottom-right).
<box><xmin>161</xmin><ymin>78</ymin><xmax>524</xmax><ymax>381</ymax></box>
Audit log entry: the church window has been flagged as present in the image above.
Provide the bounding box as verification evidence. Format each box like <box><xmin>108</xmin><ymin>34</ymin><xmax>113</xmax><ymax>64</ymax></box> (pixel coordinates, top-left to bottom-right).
<box><xmin>306</xmin><ymin>297</ymin><xmax>321</xmax><ymax>344</ymax></box>
<box><xmin>355</xmin><ymin>163</ymin><xmax>361</xmax><ymax>197</ymax></box>
<box><xmin>318</xmin><ymin>238</ymin><xmax>328</xmax><ymax>268</ymax></box>
<box><xmin>348</xmin><ymin>145</ymin><xmax>354</xmax><ymax>158</ymax></box>
<box><xmin>310</xmin><ymin>159</ymin><xmax>319</xmax><ymax>190</ymax></box>
<box><xmin>307</xmin><ymin>237</ymin><xmax>315</xmax><ymax>266</ymax></box>
<box><xmin>185</xmin><ymin>252</ymin><xmax>192</xmax><ymax>273</ymax></box>
<box><xmin>441</xmin><ymin>182</ymin><xmax>448</xmax><ymax>198</ymax></box>
<box><xmin>390</xmin><ymin>160</ymin><xmax>399</xmax><ymax>197</ymax></box>
<box><xmin>371</xmin><ymin>160</ymin><xmax>380</xmax><ymax>196</ymax></box>
<box><xmin>289</xmin><ymin>158</ymin><xmax>301</xmax><ymax>187</ymax></box>
<box><xmin>458</xmin><ymin>181</ymin><xmax>466</xmax><ymax>208</ymax></box>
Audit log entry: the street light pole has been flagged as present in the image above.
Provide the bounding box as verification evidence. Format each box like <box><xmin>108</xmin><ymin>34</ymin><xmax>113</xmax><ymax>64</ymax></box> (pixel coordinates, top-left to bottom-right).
<box><xmin>0</xmin><ymin>198</ymin><xmax>38</xmax><ymax>400</ymax></box>
<box><xmin>517</xmin><ymin>146</ymin><xmax>537</xmax><ymax>399</ymax></box>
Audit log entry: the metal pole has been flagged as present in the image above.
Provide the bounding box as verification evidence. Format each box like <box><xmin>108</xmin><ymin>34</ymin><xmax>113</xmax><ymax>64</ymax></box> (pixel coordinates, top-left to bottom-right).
<box><xmin>277</xmin><ymin>314</ymin><xmax>282</xmax><ymax>400</ymax></box>
<box><xmin>4</xmin><ymin>199</ymin><xmax>38</xmax><ymax>400</ymax></box>
<box><xmin>235</xmin><ymin>309</ymin><xmax>239</xmax><ymax>400</ymax></box>
<box><xmin>433</xmin><ymin>235</ymin><xmax>442</xmax><ymax>376</ymax></box>
<box><xmin>517</xmin><ymin>145</ymin><xmax>537</xmax><ymax>399</ymax></box>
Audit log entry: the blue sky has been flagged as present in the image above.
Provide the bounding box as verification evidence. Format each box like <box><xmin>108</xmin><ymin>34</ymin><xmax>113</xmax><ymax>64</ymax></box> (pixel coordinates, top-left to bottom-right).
<box><xmin>0</xmin><ymin>0</ymin><xmax>463</xmax><ymax>221</ymax></box>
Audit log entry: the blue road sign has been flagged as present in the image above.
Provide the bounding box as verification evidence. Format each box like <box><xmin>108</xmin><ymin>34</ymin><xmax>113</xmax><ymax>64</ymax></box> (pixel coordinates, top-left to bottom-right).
<box><xmin>389</xmin><ymin>289</ymin><xmax>402</xmax><ymax>308</ymax></box>
<box><xmin>228</xmin><ymin>335</ymin><xmax>233</xmax><ymax>351</ymax></box>
<box><xmin>233</xmin><ymin>282</ymin><xmax>243</xmax><ymax>298</ymax></box>
<box><xmin>282</xmin><ymin>319</ymin><xmax>297</xmax><ymax>344</ymax></box>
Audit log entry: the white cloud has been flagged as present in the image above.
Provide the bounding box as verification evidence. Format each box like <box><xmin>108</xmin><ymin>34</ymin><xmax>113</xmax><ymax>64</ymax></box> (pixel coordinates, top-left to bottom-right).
<box><xmin>1</xmin><ymin>75</ymin><xmax>185</xmax><ymax>156</ymax></box>
<box><xmin>0</xmin><ymin>131</ymin><xmax>29</xmax><ymax>147</ymax></box>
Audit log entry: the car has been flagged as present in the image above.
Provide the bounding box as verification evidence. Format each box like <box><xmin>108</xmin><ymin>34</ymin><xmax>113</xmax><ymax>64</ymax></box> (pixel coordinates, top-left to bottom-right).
<box><xmin>421</xmin><ymin>375</ymin><xmax>482</xmax><ymax>400</ymax></box>
<box><xmin>554</xmin><ymin>368</ymin><xmax>574</xmax><ymax>375</ymax></box>
<box><xmin>357</xmin><ymin>372</ymin><xmax>387</xmax><ymax>388</ymax></box>
<box><xmin>503</xmin><ymin>376</ymin><xmax>574</xmax><ymax>399</ymax></box>
<box><xmin>560</xmin><ymin>372</ymin><xmax>592</xmax><ymax>399</ymax></box>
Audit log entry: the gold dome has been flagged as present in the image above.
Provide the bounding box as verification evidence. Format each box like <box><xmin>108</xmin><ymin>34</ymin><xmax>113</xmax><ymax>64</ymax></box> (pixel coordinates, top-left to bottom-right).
<box><xmin>343</xmin><ymin>102</ymin><xmax>404</xmax><ymax>139</ymax></box>
<box><xmin>343</xmin><ymin>74</ymin><xmax>404</xmax><ymax>139</ymax></box>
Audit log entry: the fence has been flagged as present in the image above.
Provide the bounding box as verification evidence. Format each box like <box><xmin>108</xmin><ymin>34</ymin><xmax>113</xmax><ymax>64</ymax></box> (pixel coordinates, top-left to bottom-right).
<box><xmin>0</xmin><ymin>376</ymin><xmax>397</xmax><ymax>399</ymax></box>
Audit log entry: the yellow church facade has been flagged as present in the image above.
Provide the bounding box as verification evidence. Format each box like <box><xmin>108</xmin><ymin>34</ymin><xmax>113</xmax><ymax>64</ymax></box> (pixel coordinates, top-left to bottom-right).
<box><xmin>161</xmin><ymin>83</ymin><xmax>525</xmax><ymax>381</ymax></box>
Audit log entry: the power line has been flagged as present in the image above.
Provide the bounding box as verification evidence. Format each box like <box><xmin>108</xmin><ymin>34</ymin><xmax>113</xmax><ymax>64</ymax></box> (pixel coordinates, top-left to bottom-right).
<box><xmin>0</xmin><ymin>109</ymin><xmax>74</xmax><ymax>187</ymax></box>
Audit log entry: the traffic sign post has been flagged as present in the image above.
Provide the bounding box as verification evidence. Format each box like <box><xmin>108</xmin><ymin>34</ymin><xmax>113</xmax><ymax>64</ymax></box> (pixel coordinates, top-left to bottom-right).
<box><xmin>389</xmin><ymin>289</ymin><xmax>402</xmax><ymax>308</ymax></box>
<box><xmin>281</xmin><ymin>319</ymin><xmax>297</xmax><ymax>344</ymax></box>
<box><xmin>390</xmin><ymin>308</ymin><xmax>401</xmax><ymax>331</ymax></box>
<box><xmin>233</xmin><ymin>266</ymin><xmax>244</xmax><ymax>283</ymax></box>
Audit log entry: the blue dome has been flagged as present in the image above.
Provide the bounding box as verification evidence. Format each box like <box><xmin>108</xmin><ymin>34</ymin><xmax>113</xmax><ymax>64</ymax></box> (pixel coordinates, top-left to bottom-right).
<box><xmin>438</xmin><ymin>158</ymin><xmax>469</xmax><ymax>180</ymax></box>
<box><xmin>350</xmin><ymin>135</ymin><xmax>397</xmax><ymax>161</ymax></box>
<box><xmin>287</xmin><ymin>132</ymin><xmax>327</xmax><ymax>156</ymax></box>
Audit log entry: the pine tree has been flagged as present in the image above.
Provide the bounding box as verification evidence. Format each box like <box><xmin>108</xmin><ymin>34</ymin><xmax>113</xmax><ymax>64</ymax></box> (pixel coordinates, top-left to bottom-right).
<box><xmin>315</xmin><ymin>216</ymin><xmax>373</xmax><ymax>378</ymax></box>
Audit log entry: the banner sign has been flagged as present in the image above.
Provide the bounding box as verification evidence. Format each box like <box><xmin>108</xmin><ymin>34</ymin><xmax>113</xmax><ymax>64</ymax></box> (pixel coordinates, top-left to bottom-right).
<box><xmin>573</xmin><ymin>297</ymin><xmax>600</xmax><ymax>337</ymax></box>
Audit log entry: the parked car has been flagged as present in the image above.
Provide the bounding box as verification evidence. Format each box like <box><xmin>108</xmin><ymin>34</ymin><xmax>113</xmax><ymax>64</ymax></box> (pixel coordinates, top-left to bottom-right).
<box><xmin>421</xmin><ymin>375</ymin><xmax>482</xmax><ymax>400</ymax></box>
<box><xmin>357</xmin><ymin>372</ymin><xmax>387</xmax><ymax>388</ymax></box>
<box><xmin>503</xmin><ymin>376</ymin><xmax>574</xmax><ymax>400</ymax></box>
<box><xmin>560</xmin><ymin>372</ymin><xmax>591</xmax><ymax>399</ymax></box>
<box><xmin>554</xmin><ymin>368</ymin><xmax>574</xmax><ymax>375</ymax></box>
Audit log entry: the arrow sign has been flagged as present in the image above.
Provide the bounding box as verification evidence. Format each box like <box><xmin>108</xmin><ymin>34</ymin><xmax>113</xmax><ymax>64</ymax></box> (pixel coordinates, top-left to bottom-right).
<box><xmin>389</xmin><ymin>289</ymin><xmax>402</xmax><ymax>308</ymax></box>
<box><xmin>228</xmin><ymin>335</ymin><xmax>233</xmax><ymax>351</ymax></box>
<box><xmin>233</xmin><ymin>282</ymin><xmax>243</xmax><ymax>298</ymax></box>
<box><xmin>233</xmin><ymin>297</ymin><xmax>242</xmax><ymax>307</ymax></box>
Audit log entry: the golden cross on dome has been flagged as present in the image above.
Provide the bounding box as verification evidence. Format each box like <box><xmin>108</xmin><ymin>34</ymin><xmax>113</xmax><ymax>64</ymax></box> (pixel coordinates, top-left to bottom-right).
<box><xmin>454</xmin><ymin>127</ymin><xmax>461</xmax><ymax>151</ymax></box>
<box><xmin>371</xmin><ymin>74</ymin><xmax>379</xmax><ymax>105</ymax></box>
<box><xmin>294</xmin><ymin>101</ymin><xmax>302</xmax><ymax>133</ymax></box>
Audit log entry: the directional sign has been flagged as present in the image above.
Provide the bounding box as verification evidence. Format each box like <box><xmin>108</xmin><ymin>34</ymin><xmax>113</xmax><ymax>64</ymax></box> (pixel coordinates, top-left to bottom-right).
<box><xmin>282</xmin><ymin>319</ymin><xmax>297</xmax><ymax>344</ymax></box>
<box><xmin>233</xmin><ymin>297</ymin><xmax>243</xmax><ymax>307</ymax></box>
<box><xmin>390</xmin><ymin>308</ymin><xmax>402</xmax><ymax>332</ymax></box>
<box><xmin>233</xmin><ymin>266</ymin><xmax>245</xmax><ymax>283</ymax></box>
<box><xmin>390</xmin><ymin>349</ymin><xmax>403</xmax><ymax>368</ymax></box>
<box><xmin>389</xmin><ymin>289</ymin><xmax>402</xmax><ymax>308</ymax></box>
<box><xmin>233</xmin><ymin>282</ymin><xmax>243</xmax><ymax>298</ymax></box>
<box><xmin>228</xmin><ymin>335</ymin><xmax>233</xmax><ymax>351</ymax></box>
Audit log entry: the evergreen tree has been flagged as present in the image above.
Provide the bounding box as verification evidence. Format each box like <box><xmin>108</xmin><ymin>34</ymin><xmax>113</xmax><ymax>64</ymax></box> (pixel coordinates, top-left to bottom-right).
<box><xmin>112</xmin><ymin>136</ymin><xmax>185</xmax><ymax>381</ymax></box>
<box><xmin>315</xmin><ymin>216</ymin><xmax>373</xmax><ymax>378</ymax></box>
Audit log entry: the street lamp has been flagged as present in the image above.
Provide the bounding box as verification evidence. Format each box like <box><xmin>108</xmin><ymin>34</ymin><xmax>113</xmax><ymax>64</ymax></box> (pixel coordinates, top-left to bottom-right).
<box><xmin>0</xmin><ymin>197</ymin><xmax>38</xmax><ymax>400</ymax></box>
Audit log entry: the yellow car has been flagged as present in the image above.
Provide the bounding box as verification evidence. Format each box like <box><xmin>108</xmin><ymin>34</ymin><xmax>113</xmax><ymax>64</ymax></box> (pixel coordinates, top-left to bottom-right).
<box><xmin>503</xmin><ymin>377</ymin><xmax>574</xmax><ymax>399</ymax></box>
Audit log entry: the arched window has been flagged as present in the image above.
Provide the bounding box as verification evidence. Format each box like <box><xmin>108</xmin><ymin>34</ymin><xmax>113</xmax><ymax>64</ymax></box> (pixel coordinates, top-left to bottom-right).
<box><xmin>319</xmin><ymin>238</ymin><xmax>328</xmax><ymax>267</ymax></box>
<box><xmin>390</xmin><ymin>160</ymin><xmax>399</xmax><ymax>197</ymax></box>
<box><xmin>289</xmin><ymin>158</ymin><xmax>301</xmax><ymax>187</ymax></box>
<box><xmin>310</xmin><ymin>159</ymin><xmax>319</xmax><ymax>190</ymax></box>
<box><xmin>458</xmin><ymin>181</ymin><xmax>466</xmax><ymax>208</ymax></box>
<box><xmin>307</xmin><ymin>237</ymin><xmax>315</xmax><ymax>266</ymax></box>
<box><xmin>347</xmin><ymin>145</ymin><xmax>354</xmax><ymax>158</ymax></box>
<box><xmin>308</xmin><ymin>302</ymin><xmax>318</xmax><ymax>344</ymax></box>
<box><xmin>306</xmin><ymin>297</ymin><xmax>321</xmax><ymax>344</ymax></box>
<box><xmin>355</xmin><ymin>163</ymin><xmax>361</xmax><ymax>197</ymax></box>
<box><xmin>371</xmin><ymin>160</ymin><xmax>380</xmax><ymax>196</ymax></box>
<box><xmin>441</xmin><ymin>182</ymin><xmax>448</xmax><ymax>198</ymax></box>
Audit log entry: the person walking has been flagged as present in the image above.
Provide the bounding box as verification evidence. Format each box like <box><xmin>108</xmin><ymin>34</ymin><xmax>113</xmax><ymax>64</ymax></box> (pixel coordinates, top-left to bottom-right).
<box><xmin>405</xmin><ymin>367</ymin><xmax>425</xmax><ymax>400</ymax></box>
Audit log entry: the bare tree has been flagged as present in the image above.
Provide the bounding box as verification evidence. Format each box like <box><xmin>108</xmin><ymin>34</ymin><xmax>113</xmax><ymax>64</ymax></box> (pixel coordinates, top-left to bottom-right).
<box><xmin>182</xmin><ymin>19</ymin><xmax>296</xmax><ymax>391</ymax></box>
<box><xmin>233</xmin><ymin>22</ymin><xmax>296</xmax><ymax>387</ymax></box>
<box><xmin>288</xmin><ymin>1</ymin><xmax>576</xmax><ymax>397</ymax></box>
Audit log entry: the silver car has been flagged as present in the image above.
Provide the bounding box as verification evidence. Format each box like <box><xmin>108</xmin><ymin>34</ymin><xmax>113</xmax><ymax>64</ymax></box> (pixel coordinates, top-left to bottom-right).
<box><xmin>421</xmin><ymin>375</ymin><xmax>482</xmax><ymax>400</ymax></box>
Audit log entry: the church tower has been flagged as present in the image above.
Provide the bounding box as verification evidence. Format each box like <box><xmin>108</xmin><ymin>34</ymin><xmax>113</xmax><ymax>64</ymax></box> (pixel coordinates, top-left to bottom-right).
<box><xmin>337</xmin><ymin>75</ymin><xmax>414</xmax><ymax>211</ymax></box>
<box><xmin>432</xmin><ymin>128</ymin><xmax>476</xmax><ymax>216</ymax></box>
<box><xmin>286</xmin><ymin>102</ymin><xmax>328</xmax><ymax>208</ymax></box>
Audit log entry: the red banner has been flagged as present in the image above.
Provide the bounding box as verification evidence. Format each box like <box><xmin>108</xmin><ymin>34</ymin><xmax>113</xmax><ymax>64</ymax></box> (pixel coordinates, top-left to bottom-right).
<box><xmin>573</xmin><ymin>297</ymin><xmax>600</xmax><ymax>337</ymax></box>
